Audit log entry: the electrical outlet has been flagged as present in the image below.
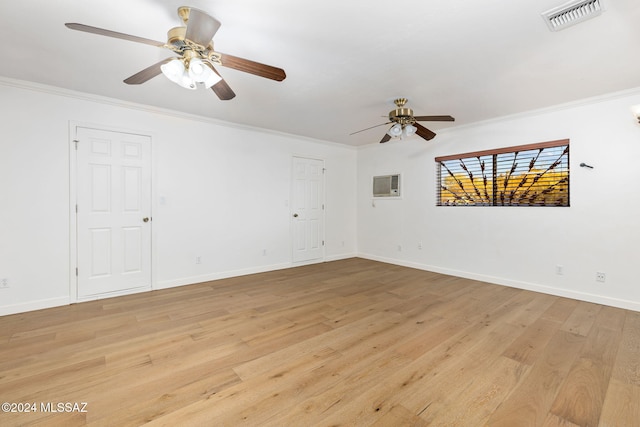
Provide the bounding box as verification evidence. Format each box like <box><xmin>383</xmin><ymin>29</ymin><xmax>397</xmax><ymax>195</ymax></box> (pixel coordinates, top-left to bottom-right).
<box><xmin>195</xmin><ymin>256</ymin><xmax>202</xmax><ymax>265</ymax></box>
<box><xmin>418</xmin><ymin>242</ymin><xmax>423</xmax><ymax>250</ymax></box>
<box><xmin>0</xmin><ymin>278</ymin><xmax>8</xmax><ymax>288</ymax></box>
<box><xmin>596</xmin><ymin>272</ymin><xmax>606</xmax><ymax>283</ymax></box>
<box><xmin>262</xmin><ymin>249</ymin><xmax>267</xmax><ymax>256</ymax></box>
<box><xmin>397</xmin><ymin>245</ymin><xmax>402</xmax><ymax>252</ymax></box>
<box><xmin>556</xmin><ymin>265</ymin><xmax>564</xmax><ymax>275</ymax></box>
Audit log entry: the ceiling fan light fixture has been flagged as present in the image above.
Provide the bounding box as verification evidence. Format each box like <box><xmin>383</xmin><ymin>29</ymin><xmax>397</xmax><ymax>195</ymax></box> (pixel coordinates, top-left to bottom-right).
<box><xmin>387</xmin><ymin>123</ymin><xmax>403</xmax><ymax>137</ymax></box>
<box><xmin>160</xmin><ymin>58</ymin><xmax>183</xmax><ymax>79</ymax></box>
<box><xmin>161</xmin><ymin>58</ymin><xmax>197</xmax><ymax>90</ymax></box>
<box><xmin>202</xmin><ymin>71</ymin><xmax>222</xmax><ymax>88</ymax></box>
<box><xmin>403</xmin><ymin>124</ymin><xmax>417</xmax><ymax>137</ymax></box>
<box><xmin>188</xmin><ymin>58</ymin><xmax>222</xmax><ymax>88</ymax></box>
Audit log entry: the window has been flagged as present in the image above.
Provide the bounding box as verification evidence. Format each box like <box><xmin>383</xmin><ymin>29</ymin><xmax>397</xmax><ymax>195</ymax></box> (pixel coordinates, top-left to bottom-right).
<box><xmin>436</xmin><ymin>139</ymin><xmax>569</xmax><ymax>207</ymax></box>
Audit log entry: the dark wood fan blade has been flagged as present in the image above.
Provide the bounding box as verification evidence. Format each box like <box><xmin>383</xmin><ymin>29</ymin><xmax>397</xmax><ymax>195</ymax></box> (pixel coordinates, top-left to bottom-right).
<box><xmin>208</xmin><ymin>66</ymin><xmax>235</xmax><ymax>100</ymax></box>
<box><xmin>415</xmin><ymin>123</ymin><xmax>437</xmax><ymax>141</ymax></box>
<box><xmin>413</xmin><ymin>115</ymin><xmax>455</xmax><ymax>122</ymax></box>
<box><xmin>211</xmin><ymin>80</ymin><xmax>236</xmax><ymax>100</ymax></box>
<box><xmin>65</xmin><ymin>23</ymin><xmax>165</xmax><ymax>47</ymax></box>
<box><xmin>218</xmin><ymin>53</ymin><xmax>286</xmax><ymax>81</ymax></box>
<box><xmin>123</xmin><ymin>58</ymin><xmax>172</xmax><ymax>84</ymax></box>
<box><xmin>184</xmin><ymin>7</ymin><xmax>221</xmax><ymax>46</ymax></box>
<box><xmin>380</xmin><ymin>134</ymin><xmax>392</xmax><ymax>144</ymax></box>
<box><xmin>350</xmin><ymin>122</ymin><xmax>392</xmax><ymax>135</ymax></box>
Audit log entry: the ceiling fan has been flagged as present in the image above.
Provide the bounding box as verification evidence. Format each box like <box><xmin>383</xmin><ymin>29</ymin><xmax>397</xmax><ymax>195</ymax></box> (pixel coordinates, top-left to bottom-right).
<box><xmin>65</xmin><ymin>6</ymin><xmax>286</xmax><ymax>100</ymax></box>
<box><xmin>352</xmin><ymin>98</ymin><xmax>454</xmax><ymax>143</ymax></box>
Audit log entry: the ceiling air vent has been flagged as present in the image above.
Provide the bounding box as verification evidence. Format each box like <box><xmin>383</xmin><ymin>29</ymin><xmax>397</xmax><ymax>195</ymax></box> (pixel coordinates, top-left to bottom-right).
<box><xmin>542</xmin><ymin>0</ymin><xmax>605</xmax><ymax>32</ymax></box>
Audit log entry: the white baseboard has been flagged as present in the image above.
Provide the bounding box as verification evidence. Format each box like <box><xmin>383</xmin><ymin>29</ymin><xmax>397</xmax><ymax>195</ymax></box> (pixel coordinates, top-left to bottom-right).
<box><xmin>156</xmin><ymin>254</ymin><xmax>357</xmax><ymax>290</ymax></box>
<box><xmin>358</xmin><ymin>253</ymin><xmax>640</xmax><ymax>312</ymax></box>
<box><xmin>325</xmin><ymin>252</ymin><xmax>357</xmax><ymax>262</ymax></box>
<box><xmin>0</xmin><ymin>297</ymin><xmax>71</xmax><ymax>316</ymax></box>
<box><xmin>155</xmin><ymin>262</ymin><xmax>293</xmax><ymax>290</ymax></box>
<box><xmin>75</xmin><ymin>285</ymin><xmax>152</xmax><ymax>303</ymax></box>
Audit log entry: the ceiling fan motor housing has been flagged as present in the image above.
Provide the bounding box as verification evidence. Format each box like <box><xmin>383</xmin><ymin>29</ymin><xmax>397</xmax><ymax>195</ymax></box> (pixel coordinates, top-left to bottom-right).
<box><xmin>167</xmin><ymin>26</ymin><xmax>187</xmax><ymax>48</ymax></box>
<box><xmin>389</xmin><ymin>107</ymin><xmax>415</xmax><ymax>125</ymax></box>
<box><xmin>389</xmin><ymin>98</ymin><xmax>416</xmax><ymax>125</ymax></box>
<box><xmin>167</xmin><ymin>26</ymin><xmax>214</xmax><ymax>52</ymax></box>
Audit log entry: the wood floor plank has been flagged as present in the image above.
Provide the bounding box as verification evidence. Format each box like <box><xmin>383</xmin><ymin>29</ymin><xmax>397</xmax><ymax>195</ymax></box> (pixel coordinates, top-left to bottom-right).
<box><xmin>481</xmin><ymin>330</ymin><xmax>586</xmax><ymax>427</ymax></box>
<box><xmin>612</xmin><ymin>310</ymin><xmax>640</xmax><ymax>386</ymax></box>
<box><xmin>89</xmin><ymin>368</ymin><xmax>241</xmax><ymax>426</ymax></box>
<box><xmin>541</xmin><ymin>297</ymin><xmax>580</xmax><ymax>323</ymax></box>
<box><xmin>408</xmin><ymin>322</ymin><xmax>525</xmax><ymax>423</ymax></box>
<box><xmin>549</xmin><ymin>324</ymin><xmax>622</xmax><ymax>427</ymax></box>
<box><xmin>0</xmin><ymin>258</ymin><xmax>637</xmax><ymax>426</ymax></box>
<box><xmin>165</xmin><ymin>348</ymin><xmax>346</xmax><ymax>426</ymax></box>
<box><xmin>541</xmin><ymin>413</ymin><xmax>582</xmax><ymax>426</ymax></box>
<box><xmin>418</xmin><ymin>355</ymin><xmax>530</xmax><ymax>426</ymax></box>
<box><xmin>560</xmin><ymin>301</ymin><xmax>602</xmax><ymax>336</ymax></box>
<box><xmin>549</xmin><ymin>358</ymin><xmax>607</xmax><ymax>427</ymax></box>
<box><xmin>595</xmin><ymin>305</ymin><xmax>627</xmax><ymax>331</ymax></box>
<box><xmin>370</xmin><ymin>403</ymin><xmax>429</xmax><ymax>426</ymax></box>
<box><xmin>502</xmin><ymin>318</ymin><xmax>563</xmax><ymax>365</ymax></box>
<box><xmin>598</xmin><ymin>378</ymin><xmax>640</xmax><ymax>426</ymax></box>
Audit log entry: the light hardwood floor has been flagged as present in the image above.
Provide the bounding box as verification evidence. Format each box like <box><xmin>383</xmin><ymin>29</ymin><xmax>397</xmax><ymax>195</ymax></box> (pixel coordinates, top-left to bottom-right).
<box><xmin>1</xmin><ymin>258</ymin><xmax>639</xmax><ymax>426</ymax></box>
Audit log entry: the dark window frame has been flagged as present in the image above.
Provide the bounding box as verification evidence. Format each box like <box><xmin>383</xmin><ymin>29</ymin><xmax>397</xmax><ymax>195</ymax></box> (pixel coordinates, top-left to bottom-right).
<box><xmin>436</xmin><ymin>139</ymin><xmax>570</xmax><ymax>207</ymax></box>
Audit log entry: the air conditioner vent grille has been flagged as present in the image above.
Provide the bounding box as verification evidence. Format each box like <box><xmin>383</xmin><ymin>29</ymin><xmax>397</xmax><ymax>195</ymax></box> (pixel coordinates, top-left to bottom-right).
<box><xmin>542</xmin><ymin>0</ymin><xmax>605</xmax><ymax>32</ymax></box>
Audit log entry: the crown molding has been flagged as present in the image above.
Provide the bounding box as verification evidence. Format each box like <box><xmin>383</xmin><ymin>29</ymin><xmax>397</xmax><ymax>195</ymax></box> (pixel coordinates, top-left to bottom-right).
<box><xmin>0</xmin><ymin>76</ymin><xmax>356</xmax><ymax>151</ymax></box>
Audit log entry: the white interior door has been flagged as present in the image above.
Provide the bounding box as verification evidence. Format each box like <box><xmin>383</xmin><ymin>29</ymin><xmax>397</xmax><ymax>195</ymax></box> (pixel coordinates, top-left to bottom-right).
<box><xmin>292</xmin><ymin>156</ymin><xmax>324</xmax><ymax>263</ymax></box>
<box><xmin>75</xmin><ymin>126</ymin><xmax>152</xmax><ymax>299</ymax></box>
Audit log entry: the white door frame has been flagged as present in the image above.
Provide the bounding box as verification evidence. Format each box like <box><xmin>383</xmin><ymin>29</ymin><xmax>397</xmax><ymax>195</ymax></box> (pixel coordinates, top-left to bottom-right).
<box><xmin>68</xmin><ymin>121</ymin><xmax>157</xmax><ymax>302</ymax></box>
<box><xmin>291</xmin><ymin>155</ymin><xmax>326</xmax><ymax>264</ymax></box>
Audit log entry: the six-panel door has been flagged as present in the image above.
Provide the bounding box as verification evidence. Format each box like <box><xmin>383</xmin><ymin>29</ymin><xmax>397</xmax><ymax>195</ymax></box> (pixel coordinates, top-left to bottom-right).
<box><xmin>76</xmin><ymin>127</ymin><xmax>152</xmax><ymax>299</ymax></box>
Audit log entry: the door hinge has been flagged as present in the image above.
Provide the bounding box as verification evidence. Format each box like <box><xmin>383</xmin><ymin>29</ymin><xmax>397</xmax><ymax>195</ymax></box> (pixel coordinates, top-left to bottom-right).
<box><xmin>322</xmin><ymin>168</ymin><xmax>326</xmax><ymax>174</ymax></box>
<box><xmin>322</xmin><ymin>204</ymin><xmax>325</xmax><ymax>210</ymax></box>
<box><xmin>322</xmin><ymin>240</ymin><xmax>325</xmax><ymax>246</ymax></box>
<box><xmin>74</xmin><ymin>139</ymin><xmax>79</xmax><ymax>150</ymax></box>
<box><xmin>75</xmin><ymin>204</ymin><xmax>78</xmax><ymax>213</ymax></box>
<box><xmin>75</xmin><ymin>267</ymin><xmax>78</xmax><ymax>276</ymax></box>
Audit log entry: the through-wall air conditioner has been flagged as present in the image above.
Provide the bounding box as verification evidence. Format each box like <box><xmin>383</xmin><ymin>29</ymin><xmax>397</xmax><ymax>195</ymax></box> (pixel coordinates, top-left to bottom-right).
<box><xmin>373</xmin><ymin>174</ymin><xmax>400</xmax><ymax>197</ymax></box>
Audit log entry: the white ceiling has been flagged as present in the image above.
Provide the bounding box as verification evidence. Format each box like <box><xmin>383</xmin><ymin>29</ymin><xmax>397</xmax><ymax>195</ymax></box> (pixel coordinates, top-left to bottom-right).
<box><xmin>2</xmin><ymin>0</ymin><xmax>639</xmax><ymax>146</ymax></box>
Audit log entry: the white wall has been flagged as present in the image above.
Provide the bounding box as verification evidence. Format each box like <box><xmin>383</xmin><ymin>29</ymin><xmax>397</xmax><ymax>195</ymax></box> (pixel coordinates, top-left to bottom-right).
<box><xmin>2</xmin><ymin>77</ymin><xmax>639</xmax><ymax>316</ymax></box>
<box><xmin>357</xmin><ymin>89</ymin><xmax>640</xmax><ymax>311</ymax></box>
<box><xmin>0</xmin><ymin>78</ymin><xmax>357</xmax><ymax>315</ymax></box>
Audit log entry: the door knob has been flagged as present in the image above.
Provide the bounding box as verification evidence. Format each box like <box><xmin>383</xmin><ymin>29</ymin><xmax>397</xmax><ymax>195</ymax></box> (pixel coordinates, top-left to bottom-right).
<box><xmin>293</xmin><ymin>213</ymin><xmax>299</xmax><ymax>218</ymax></box>
<box><xmin>143</xmin><ymin>217</ymin><xmax>150</xmax><ymax>222</ymax></box>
